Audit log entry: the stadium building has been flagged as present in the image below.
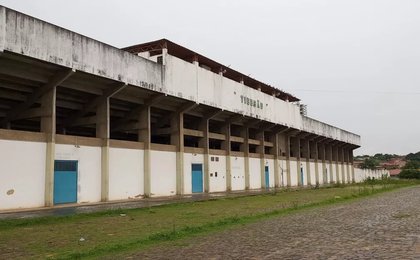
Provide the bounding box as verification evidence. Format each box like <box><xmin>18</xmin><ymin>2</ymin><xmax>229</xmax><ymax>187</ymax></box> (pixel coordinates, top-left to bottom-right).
<box><xmin>0</xmin><ymin>6</ymin><xmax>371</xmax><ymax>211</ymax></box>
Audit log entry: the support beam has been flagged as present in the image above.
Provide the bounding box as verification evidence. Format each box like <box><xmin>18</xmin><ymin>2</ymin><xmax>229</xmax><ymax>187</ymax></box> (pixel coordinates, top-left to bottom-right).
<box><xmin>301</xmin><ymin>138</ymin><xmax>311</xmax><ymax>186</ymax></box>
<box><xmin>256</xmin><ymin>130</ymin><xmax>266</xmax><ymax>189</ymax></box>
<box><xmin>318</xmin><ymin>142</ymin><xmax>327</xmax><ymax>184</ymax></box>
<box><xmin>310</xmin><ymin>140</ymin><xmax>319</xmax><ymax>185</ymax></box>
<box><xmin>64</xmin><ymin>82</ymin><xmax>127</xmax><ymax>126</ymax></box>
<box><xmin>199</xmin><ymin>118</ymin><xmax>210</xmax><ymax>193</ymax></box>
<box><xmin>171</xmin><ymin>112</ymin><xmax>184</xmax><ymax>195</ymax></box>
<box><xmin>1</xmin><ymin>68</ymin><xmax>75</xmax><ymax>126</ymax></box>
<box><xmin>221</xmin><ymin>123</ymin><xmax>231</xmax><ymax>191</ymax></box>
<box><xmin>42</xmin><ymin>85</ymin><xmax>57</xmax><ymax>207</ymax></box>
<box><xmin>240</xmin><ymin>127</ymin><xmax>250</xmax><ymax>189</ymax></box>
<box><xmin>138</xmin><ymin>106</ymin><xmax>151</xmax><ymax>197</ymax></box>
<box><xmin>96</xmin><ymin>98</ymin><xmax>110</xmax><ymax>202</ymax></box>
<box><xmin>273</xmin><ymin>133</ymin><xmax>280</xmax><ymax>188</ymax></box>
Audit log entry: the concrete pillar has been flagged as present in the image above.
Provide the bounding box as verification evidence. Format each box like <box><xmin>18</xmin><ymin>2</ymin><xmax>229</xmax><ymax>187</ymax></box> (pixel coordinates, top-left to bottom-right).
<box><xmin>171</xmin><ymin>112</ymin><xmax>184</xmax><ymax>195</ymax></box>
<box><xmin>97</xmin><ymin>99</ymin><xmax>110</xmax><ymax>202</ymax></box>
<box><xmin>333</xmin><ymin>145</ymin><xmax>340</xmax><ymax>183</ymax></box>
<box><xmin>221</xmin><ymin>123</ymin><xmax>231</xmax><ymax>191</ymax></box>
<box><xmin>284</xmin><ymin>135</ymin><xmax>292</xmax><ymax>187</ymax></box>
<box><xmin>344</xmin><ymin>147</ymin><xmax>351</xmax><ymax>183</ymax></box>
<box><xmin>256</xmin><ymin>131</ymin><xmax>266</xmax><ymax>189</ymax></box>
<box><xmin>41</xmin><ymin>87</ymin><xmax>57</xmax><ymax>207</ymax></box>
<box><xmin>199</xmin><ymin>119</ymin><xmax>210</xmax><ymax>193</ymax></box>
<box><xmin>273</xmin><ymin>133</ymin><xmax>280</xmax><ymax>188</ymax></box>
<box><xmin>318</xmin><ymin>142</ymin><xmax>327</xmax><ymax>184</ymax></box>
<box><xmin>301</xmin><ymin>138</ymin><xmax>311</xmax><ymax>186</ymax></box>
<box><xmin>350</xmin><ymin>148</ymin><xmax>355</xmax><ymax>183</ymax></box>
<box><xmin>310</xmin><ymin>141</ymin><xmax>319</xmax><ymax>185</ymax></box>
<box><xmin>326</xmin><ymin>144</ymin><xmax>334</xmax><ymax>183</ymax></box>
<box><xmin>138</xmin><ymin>106</ymin><xmax>151</xmax><ymax>197</ymax></box>
<box><xmin>340</xmin><ymin>147</ymin><xmax>345</xmax><ymax>183</ymax></box>
<box><xmin>240</xmin><ymin>127</ymin><xmax>250</xmax><ymax>189</ymax></box>
<box><xmin>291</xmin><ymin>137</ymin><xmax>302</xmax><ymax>186</ymax></box>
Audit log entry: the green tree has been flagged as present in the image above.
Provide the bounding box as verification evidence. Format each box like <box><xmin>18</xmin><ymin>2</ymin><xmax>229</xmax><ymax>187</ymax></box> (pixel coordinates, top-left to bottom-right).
<box><xmin>399</xmin><ymin>169</ymin><xmax>420</xmax><ymax>179</ymax></box>
<box><xmin>360</xmin><ymin>158</ymin><xmax>379</xmax><ymax>170</ymax></box>
<box><xmin>403</xmin><ymin>160</ymin><xmax>420</xmax><ymax>170</ymax></box>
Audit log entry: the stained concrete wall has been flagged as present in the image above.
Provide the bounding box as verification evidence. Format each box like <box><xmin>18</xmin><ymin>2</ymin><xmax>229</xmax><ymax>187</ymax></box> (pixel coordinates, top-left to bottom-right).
<box><xmin>249</xmin><ymin>158</ymin><xmax>262</xmax><ymax>189</ymax></box>
<box><xmin>230</xmin><ymin>156</ymin><xmax>246</xmax><ymax>191</ymax></box>
<box><xmin>1</xmin><ymin>6</ymin><xmax>162</xmax><ymax>92</ymax></box>
<box><xmin>150</xmin><ymin>150</ymin><xmax>176</xmax><ymax>197</ymax></box>
<box><xmin>109</xmin><ymin>147</ymin><xmax>144</xmax><ymax>200</ymax></box>
<box><xmin>0</xmin><ymin>140</ymin><xmax>46</xmax><ymax>210</ymax></box>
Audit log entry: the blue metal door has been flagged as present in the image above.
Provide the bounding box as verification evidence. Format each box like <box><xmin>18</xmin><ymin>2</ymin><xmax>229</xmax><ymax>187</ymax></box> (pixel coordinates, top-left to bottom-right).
<box><xmin>191</xmin><ymin>164</ymin><xmax>203</xmax><ymax>193</ymax></box>
<box><xmin>54</xmin><ymin>160</ymin><xmax>78</xmax><ymax>204</ymax></box>
<box><xmin>265</xmin><ymin>166</ymin><xmax>270</xmax><ymax>188</ymax></box>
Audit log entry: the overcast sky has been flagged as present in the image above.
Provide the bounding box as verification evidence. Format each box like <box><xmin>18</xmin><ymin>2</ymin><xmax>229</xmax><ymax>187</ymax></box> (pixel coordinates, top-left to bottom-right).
<box><xmin>1</xmin><ymin>0</ymin><xmax>419</xmax><ymax>155</ymax></box>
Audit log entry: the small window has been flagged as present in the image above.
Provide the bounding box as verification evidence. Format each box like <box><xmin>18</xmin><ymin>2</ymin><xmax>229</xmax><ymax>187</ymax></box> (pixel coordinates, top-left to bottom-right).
<box><xmin>211</xmin><ymin>157</ymin><xmax>214</xmax><ymax>161</ymax></box>
<box><xmin>215</xmin><ymin>172</ymin><xmax>218</xmax><ymax>177</ymax></box>
<box><xmin>215</xmin><ymin>157</ymin><xmax>219</xmax><ymax>162</ymax></box>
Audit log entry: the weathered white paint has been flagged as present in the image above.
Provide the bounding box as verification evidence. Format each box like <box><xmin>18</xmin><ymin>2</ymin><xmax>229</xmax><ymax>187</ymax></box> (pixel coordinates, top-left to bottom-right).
<box><xmin>343</xmin><ymin>164</ymin><xmax>348</xmax><ymax>184</ymax></box>
<box><xmin>309</xmin><ymin>162</ymin><xmax>317</xmax><ymax>186</ymax></box>
<box><xmin>331</xmin><ymin>163</ymin><xmax>337</xmax><ymax>183</ymax></box>
<box><xmin>354</xmin><ymin>168</ymin><xmax>389</xmax><ymax>182</ymax></box>
<box><xmin>209</xmin><ymin>155</ymin><xmax>227</xmax><ymax>192</ymax></box>
<box><xmin>230</xmin><ymin>156</ymin><xmax>246</xmax><ymax>191</ymax></box>
<box><xmin>278</xmin><ymin>159</ymin><xmax>288</xmax><ymax>187</ymax></box>
<box><xmin>0</xmin><ymin>140</ymin><xmax>46</xmax><ymax>210</ymax></box>
<box><xmin>289</xmin><ymin>160</ymin><xmax>298</xmax><ymax>186</ymax></box>
<box><xmin>337</xmin><ymin>164</ymin><xmax>342</xmax><ymax>183</ymax></box>
<box><xmin>183</xmin><ymin>153</ymin><xmax>204</xmax><ymax>194</ymax></box>
<box><xmin>249</xmin><ymin>158</ymin><xmax>261</xmax><ymax>189</ymax></box>
<box><xmin>317</xmin><ymin>162</ymin><xmax>324</xmax><ymax>185</ymax></box>
<box><xmin>55</xmin><ymin>144</ymin><xmax>102</xmax><ymax>203</ymax></box>
<box><xmin>150</xmin><ymin>150</ymin><xmax>177</xmax><ymax>197</ymax></box>
<box><xmin>164</xmin><ymin>53</ymin><xmax>360</xmax><ymax>145</ymax></box>
<box><xmin>2</xmin><ymin>7</ymin><xmax>162</xmax><ymax>90</ymax></box>
<box><xmin>109</xmin><ymin>147</ymin><xmax>144</xmax><ymax>200</ymax></box>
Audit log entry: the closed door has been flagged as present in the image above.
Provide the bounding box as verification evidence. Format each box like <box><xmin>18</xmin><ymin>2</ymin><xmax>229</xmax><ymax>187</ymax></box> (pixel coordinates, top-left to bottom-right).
<box><xmin>191</xmin><ymin>164</ymin><xmax>203</xmax><ymax>193</ymax></box>
<box><xmin>265</xmin><ymin>166</ymin><xmax>270</xmax><ymax>188</ymax></box>
<box><xmin>54</xmin><ymin>160</ymin><xmax>78</xmax><ymax>204</ymax></box>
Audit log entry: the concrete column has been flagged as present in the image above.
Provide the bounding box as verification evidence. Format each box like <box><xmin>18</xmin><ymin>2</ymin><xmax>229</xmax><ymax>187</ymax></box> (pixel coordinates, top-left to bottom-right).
<box><xmin>301</xmin><ymin>138</ymin><xmax>311</xmax><ymax>186</ymax></box>
<box><xmin>310</xmin><ymin>141</ymin><xmax>319</xmax><ymax>185</ymax></box>
<box><xmin>318</xmin><ymin>142</ymin><xmax>327</xmax><ymax>184</ymax></box>
<box><xmin>199</xmin><ymin>119</ymin><xmax>210</xmax><ymax>193</ymax></box>
<box><xmin>350</xmin><ymin>148</ymin><xmax>355</xmax><ymax>183</ymax></box>
<box><xmin>273</xmin><ymin>133</ymin><xmax>280</xmax><ymax>188</ymax></box>
<box><xmin>285</xmin><ymin>135</ymin><xmax>292</xmax><ymax>187</ymax></box>
<box><xmin>344</xmin><ymin>147</ymin><xmax>351</xmax><ymax>183</ymax></box>
<box><xmin>338</xmin><ymin>146</ymin><xmax>346</xmax><ymax>184</ymax></box>
<box><xmin>138</xmin><ymin>106</ymin><xmax>151</xmax><ymax>197</ymax></box>
<box><xmin>97</xmin><ymin>99</ymin><xmax>110</xmax><ymax>202</ymax></box>
<box><xmin>240</xmin><ymin>127</ymin><xmax>250</xmax><ymax>189</ymax></box>
<box><xmin>256</xmin><ymin>131</ymin><xmax>266</xmax><ymax>189</ymax></box>
<box><xmin>221</xmin><ymin>123</ymin><xmax>231</xmax><ymax>191</ymax></box>
<box><xmin>291</xmin><ymin>137</ymin><xmax>302</xmax><ymax>186</ymax></box>
<box><xmin>41</xmin><ymin>87</ymin><xmax>57</xmax><ymax>207</ymax></box>
<box><xmin>171</xmin><ymin>112</ymin><xmax>184</xmax><ymax>195</ymax></box>
<box><xmin>326</xmin><ymin>144</ymin><xmax>334</xmax><ymax>184</ymax></box>
<box><xmin>333</xmin><ymin>145</ymin><xmax>340</xmax><ymax>183</ymax></box>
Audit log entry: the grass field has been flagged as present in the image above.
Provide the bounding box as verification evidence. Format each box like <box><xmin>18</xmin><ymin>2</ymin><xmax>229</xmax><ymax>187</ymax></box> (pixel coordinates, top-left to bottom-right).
<box><xmin>0</xmin><ymin>179</ymin><xmax>418</xmax><ymax>259</ymax></box>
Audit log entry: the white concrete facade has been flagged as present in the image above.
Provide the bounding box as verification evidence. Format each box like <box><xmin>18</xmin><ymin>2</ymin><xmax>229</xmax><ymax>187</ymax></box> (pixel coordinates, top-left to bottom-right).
<box><xmin>0</xmin><ymin>6</ymin><xmax>367</xmax><ymax>211</ymax></box>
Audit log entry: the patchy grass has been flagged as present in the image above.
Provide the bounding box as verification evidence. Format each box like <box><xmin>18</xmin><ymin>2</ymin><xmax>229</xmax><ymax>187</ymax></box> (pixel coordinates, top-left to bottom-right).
<box><xmin>0</xmin><ymin>179</ymin><xmax>418</xmax><ymax>259</ymax></box>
